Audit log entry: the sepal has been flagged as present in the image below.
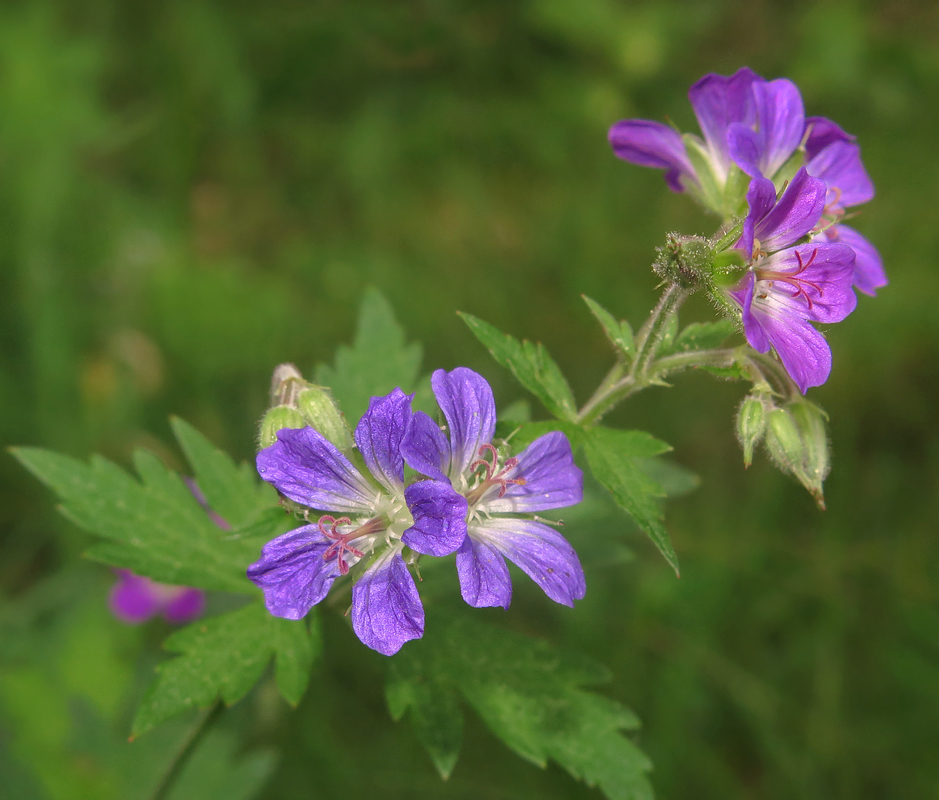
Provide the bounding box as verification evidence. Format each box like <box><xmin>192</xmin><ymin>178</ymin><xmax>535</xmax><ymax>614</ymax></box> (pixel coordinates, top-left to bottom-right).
<box><xmin>764</xmin><ymin>401</ymin><xmax>830</xmax><ymax>507</ymax></box>
<box><xmin>736</xmin><ymin>394</ymin><xmax>768</xmax><ymax>467</ymax></box>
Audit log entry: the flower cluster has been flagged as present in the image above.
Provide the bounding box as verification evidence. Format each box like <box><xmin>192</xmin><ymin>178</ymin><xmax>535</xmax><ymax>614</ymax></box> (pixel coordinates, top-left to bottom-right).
<box><xmin>248</xmin><ymin>368</ymin><xmax>585</xmax><ymax>656</ymax></box>
<box><xmin>609</xmin><ymin>67</ymin><xmax>885</xmax><ymax>392</ymax></box>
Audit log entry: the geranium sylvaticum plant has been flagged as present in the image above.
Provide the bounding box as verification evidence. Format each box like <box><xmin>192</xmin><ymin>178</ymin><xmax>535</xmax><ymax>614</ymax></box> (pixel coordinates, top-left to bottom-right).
<box><xmin>13</xmin><ymin>67</ymin><xmax>882</xmax><ymax>800</ymax></box>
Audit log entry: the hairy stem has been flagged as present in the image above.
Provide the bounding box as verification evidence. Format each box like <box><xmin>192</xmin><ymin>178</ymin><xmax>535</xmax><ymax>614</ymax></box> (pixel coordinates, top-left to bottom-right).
<box><xmin>576</xmin><ymin>285</ymin><xmax>690</xmax><ymax>426</ymax></box>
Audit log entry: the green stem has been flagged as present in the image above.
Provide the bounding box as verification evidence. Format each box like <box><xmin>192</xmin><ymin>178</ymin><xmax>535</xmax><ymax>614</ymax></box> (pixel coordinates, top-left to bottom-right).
<box><xmin>576</xmin><ymin>284</ymin><xmax>689</xmax><ymax>426</ymax></box>
<box><xmin>633</xmin><ymin>284</ymin><xmax>690</xmax><ymax>375</ymax></box>
<box><xmin>148</xmin><ymin>701</ymin><xmax>223</xmax><ymax>800</ymax></box>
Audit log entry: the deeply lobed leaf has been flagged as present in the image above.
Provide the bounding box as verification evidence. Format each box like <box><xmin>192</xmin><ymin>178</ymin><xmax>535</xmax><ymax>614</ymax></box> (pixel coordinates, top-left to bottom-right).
<box><xmin>11</xmin><ymin>421</ymin><xmax>284</xmax><ymax>593</ymax></box>
<box><xmin>315</xmin><ymin>287</ymin><xmax>423</xmax><ymax>423</ymax></box>
<box><xmin>133</xmin><ymin>601</ymin><xmax>321</xmax><ymax>736</ymax></box>
<box><xmin>458</xmin><ymin>312</ymin><xmax>578</xmax><ymax>422</ymax></box>
<box><xmin>583</xmin><ymin>427</ymin><xmax>680</xmax><ymax>575</ymax></box>
<box><xmin>387</xmin><ymin>614</ymin><xmax>653</xmax><ymax>799</ymax></box>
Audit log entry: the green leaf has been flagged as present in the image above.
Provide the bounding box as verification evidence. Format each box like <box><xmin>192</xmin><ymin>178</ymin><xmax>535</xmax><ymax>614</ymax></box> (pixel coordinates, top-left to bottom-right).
<box><xmin>315</xmin><ymin>287</ymin><xmax>422</xmax><ymax>422</ymax></box>
<box><xmin>133</xmin><ymin>602</ymin><xmax>320</xmax><ymax>736</ymax></box>
<box><xmin>170</xmin><ymin>416</ymin><xmax>276</xmax><ymax>528</ymax></box>
<box><xmin>386</xmin><ymin>660</ymin><xmax>463</xmax><ymax>779</ymax></box>
<box><xmin>583</xmin><ymin>427</ymin><xmax>680</xmax><ymax>575</ymax></box>
<box><xmin>582</xmin><ymin>295</ymin><xmax>634</xmax><ymax>361</ymax></box>
<box><xmin>458</xmin><ymin>312</ymin><xmax>578</xmax><ymax>422</ymax></box>
<box><xmin>11</xmin><ymin>445</ymin><xmax>282</xmax><ymax>593</ymax></box>
<box><xmin>660</xmin><ymin>319</ymin><xmax>737</xmax><ymax>356</ymax></box>
<box><xmin>387</xmin><ymin>614</ymin><xmax>653</xmax><ymax>799</ymax></box>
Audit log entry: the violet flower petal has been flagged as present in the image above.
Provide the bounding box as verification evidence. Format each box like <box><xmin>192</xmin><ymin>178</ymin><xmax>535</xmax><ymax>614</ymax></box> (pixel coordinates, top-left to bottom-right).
<box><xmin>431</xmin><ymin>368</ymin><xmax>497</xmax><ymax>479</ymax></box>
<box><xmin>728</xmin><ymin>78</ymin><xmax>804</xmax><ymax>178</ymax></box>
<box><xmin>109</xmin><ymin>570</ymin><xmax>161</xmax><ymax>623</ymax></box>
<box><xmin>804</xmin><ymin>116</ymin><xmax>855</xmax><ymax>159</ymax></box>
<box><xmin>608</xmin><ymin>119</ymin><xmax>696</xmax><ymax>192</ymax></box>
<box><xmin>455</xmin><ymin>535</ymin><xmax>512</xmax><ymax>609</ymax></box>
<box><xmin>806</xmin><ymin>140</ymin><xmax>874</xmax><ymax>208</ymax></box>
<box><xmin>257</xmin><ymin>427</ymin><xmax>376</xmax><ymax>514</ymax></box>
<box><xmin>480</xmin><ymin>431</ymin><xmax>583</xmax><ymax>514</ymax></box>
<box><xmin>162</xmin><ymin>588</ymin><xmax>206</xmax><ymax>624</ymax></box>
<box><xmin>354</xmin><ymin>389</ymin><xmax>412</xmax><ymax>495</ymax></box>
<box><xmin>351</xmin><ymin>551</ymin><xmax>424</xmax><ymax>656</ymax></box>
<box><xmin>740</xmin><ymin>177</ymin><xmax>779</xmax><ymax>259</ymax></box>
<box><xmin>689</xmin><ymin>67</ymin><xmax>760</xmax><ymax>177</ymax></box>
<box><xmin>401</xmin><ymin>410</ymin><xmax>450</xmax><ymax>482</ymax></box>
<box><xmin>247</xmin><ymin>524</ymin><xmax>342</xmax><ymax>620</ymax></box>
<box><xmin>759</xmin><ymin>243</ymin><xmax>858</xmax><ymax>324</ymax></box>
<box><xmin>737</xmin><ymin>273</ymin><xmax>834</xmax><ymax>394</ymax></box>
<box><xmin>754</xmin><ymin>169</ymin><xmax>827</xmax><ymax>252</ymax></box>
<box><xmin>831</xmin><ymin>224</ymin><xmax>887</xmax><ymax>296</ymax></box>
<box><xmin>470</xmin><ymin>518</ymin><xmax>586</xmax><ymax>607</ymax></box>
<box><xmin>402</xmin><ymin>479</ymin><xmax>468</xmax><ymax>556</ymax></box>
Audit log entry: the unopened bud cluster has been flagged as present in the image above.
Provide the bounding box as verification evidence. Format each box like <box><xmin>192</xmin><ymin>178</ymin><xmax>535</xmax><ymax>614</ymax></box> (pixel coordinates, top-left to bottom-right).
<box><xmin>736</xmin><ymin>393</ymin><xmax>830</xmax><ymax>508</ymax></box>
<box><xmin>259</xmin><ymin>363</ymin><xmax>353</xmax><ymax>451</ymax></box>
<box><xmin>653</xmin><ymin>233</ymin><xmax>715</xmax><ymax>290</ymax></box>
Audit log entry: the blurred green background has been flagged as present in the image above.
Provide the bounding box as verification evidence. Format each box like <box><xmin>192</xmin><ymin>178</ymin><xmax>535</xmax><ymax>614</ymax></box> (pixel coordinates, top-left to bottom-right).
<box><xmin>1</xmin><ymin>0</ymin><xmax>937</xmax><ymax>798</ymax></box>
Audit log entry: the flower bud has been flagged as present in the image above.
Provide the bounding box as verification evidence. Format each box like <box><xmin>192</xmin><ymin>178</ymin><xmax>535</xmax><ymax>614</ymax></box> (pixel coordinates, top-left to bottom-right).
<box><xmin>788</xmin><ymin>401</ymin><xmax>830</xmax><ymax>506</ymax></box>
<box><xmin>764</xmin><ymin>402</ymin><xmax>830</xmax><ymax>508</ymax></box>
<box><xmin>653</xmin><ymin>233</ymin><xmax>714</xmax><ymax>290</ymax></box>
<box><xmin>736</xmin><ymin>394</ymin><xmax>767</xmax><ymax>467</ymax></box>
<box><xmin>258</xmin><ymin>405</ymin><xmax>307</xmax><ymax>449</ymax></box>
<box><xmin>259</xmin><ymin>363</ymin><xmax>353</xmax><ymax>452</ymax></box>
<box><xmin>296</xmin><ymin>385</ymin><xmax>354</xmax><ymax>452</ymax></box>
<box><xmin>269</xmin><ymin>363</ymin><xmax>304</xmax><ymax>407</ymax></box>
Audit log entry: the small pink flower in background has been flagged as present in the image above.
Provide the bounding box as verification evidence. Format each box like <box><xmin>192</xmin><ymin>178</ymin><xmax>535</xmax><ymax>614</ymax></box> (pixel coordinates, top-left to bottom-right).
<box><xmin>109</xmin><ymin>570</ymin><xmax>205</xmax><ymax>624</ymax></box>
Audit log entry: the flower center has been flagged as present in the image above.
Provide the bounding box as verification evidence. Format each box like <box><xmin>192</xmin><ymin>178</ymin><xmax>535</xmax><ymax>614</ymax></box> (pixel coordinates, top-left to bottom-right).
<box><xmin>318</xmin><ymin>515</ymin><xmax>384</xmax><ymax>575</ymax></box>
<box><xmin>465</xmin><ymin>443</ymin><xmax>527</xmax><ymax>506</ymax></box>
<box><xmin>755</xmin><ymin>247</ymin><xmax>823</xmax><ymax>309</ymax></box>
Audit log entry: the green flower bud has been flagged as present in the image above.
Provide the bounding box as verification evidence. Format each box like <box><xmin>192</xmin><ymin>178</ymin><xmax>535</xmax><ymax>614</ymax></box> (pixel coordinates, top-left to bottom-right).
<box><xmin>653</xmin><ymin>233</ymin><xmax>715</xmax><ymax>290</ymax></box>
<box><xmin>788</xmin><ymin>401</ymin><xmax>830</xmax><ymax>507</ymax></box>
<box><xmin>259</xmin><ymin>363</ymin><xmax>353</xmax><ymax>452</ymax></box>
<box><xmin>736</xmin><ymin>394</ymin><xmax>767</xmax><ymax>468</ymax></box>
<box><xmin>296</xmin><ymin>386</ymin><xmax>354</xmax><ymax>452</ymax></box>
<box><xmin>258</xmin><ymin>405</ymin><xmax>307</xmax><ymax>450</ymax></box>
<box><xmin>764</xmin><ymin>402</ymin><xmax>830</xmax><ymax>508</ymax></box>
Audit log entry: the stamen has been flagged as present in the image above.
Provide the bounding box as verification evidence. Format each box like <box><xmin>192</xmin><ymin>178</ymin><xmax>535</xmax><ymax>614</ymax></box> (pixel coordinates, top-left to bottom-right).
<box><xmin>469</xmin><ymin>443</ymin><xmax>498</xmax><ymax>481</ymax></box>
<box><xmin>318</xmin><ymin>515</ymin><xmax>365</xmax><ymax>575</ymax></box>
<box><xmin>757</xmin><ymin>247</ymin><xmax>824</xmax><ymax>309</ymax></box>
<box><xmin>465</xmin><ymin>450</ymin><xmax>527</xmax><ymax>504</ymax></box>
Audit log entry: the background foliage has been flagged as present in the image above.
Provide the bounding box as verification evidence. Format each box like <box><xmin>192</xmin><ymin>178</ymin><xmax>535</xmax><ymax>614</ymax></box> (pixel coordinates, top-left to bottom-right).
<box><xmin>1</xmin><ymin>0</ymin><xmax>937</xmax><ymax>798</ymax></box>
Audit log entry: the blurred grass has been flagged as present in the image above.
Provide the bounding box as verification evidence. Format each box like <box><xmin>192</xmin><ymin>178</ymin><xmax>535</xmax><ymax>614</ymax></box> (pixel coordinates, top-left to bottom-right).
<box><xmin>1</xmin><ymin>0</ymin><xmax>937</xmax><ymax>798</ymax></box>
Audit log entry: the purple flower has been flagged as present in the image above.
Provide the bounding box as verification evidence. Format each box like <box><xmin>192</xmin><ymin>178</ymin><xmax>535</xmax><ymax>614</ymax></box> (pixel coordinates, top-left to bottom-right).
<box><xmin>608</xmin><ymin>69</ymin><xmax>886</xmax><ymax>298</ymax></box>
<box><xmin>727</xmin><ymin>169</ymin><xmax>858</xmax><ymax>393</ymax></box>
<box><xmin>109</xmin><ymin>569</ymin><xmax>205</xmax><ymax>624</ymax></box>
<box><xmin>609</xmin><ymin>68</ymin><xmax>803</xmax><ymax>209</ymax></box>
<box><xmin>247</xmin><ymin>388</ymin><xmax>465</xmax><ymax>656</ymax></box>
<box><xmin>402</xmin><ymin>368</ymin><xmax>585</xmax><ymax>610</ymax></box>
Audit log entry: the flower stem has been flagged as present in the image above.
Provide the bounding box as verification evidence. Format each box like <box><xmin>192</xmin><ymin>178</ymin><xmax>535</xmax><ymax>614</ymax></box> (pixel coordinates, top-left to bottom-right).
<box><xmin>148</xmin><ymin>701</ymin><xmax>223</xmax><ymax>800</ymax></box>
<box><xmin>576</xmin><ymin>284</ymin><xmax>689</xmax><ymax>426</ymax></box>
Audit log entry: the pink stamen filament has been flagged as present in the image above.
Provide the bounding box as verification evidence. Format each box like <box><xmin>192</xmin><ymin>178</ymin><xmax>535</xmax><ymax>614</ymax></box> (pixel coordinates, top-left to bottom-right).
<box><xmin>318</xmin><ymin>515</ymin><xmax>376</xmax><ymax>575</ymax></box>
<box><xmin>466</xmin><ymin>445</ymin><xmax>527</xmax><ymax>505</ymax></box>
<box><xmin>824</xmin><ymin>186</ymin><xmax>844</xmax><ymax>218</ymax></box>
<box><xmin>757</xmin><ymin>247</ymin><xmax>823</xmax><ymax>309</ymax></box>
